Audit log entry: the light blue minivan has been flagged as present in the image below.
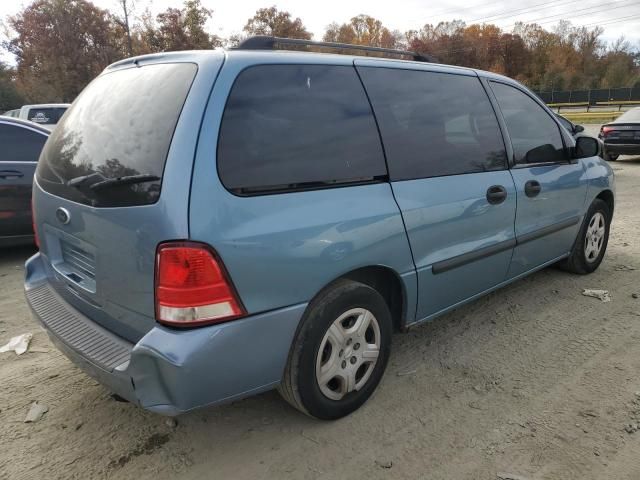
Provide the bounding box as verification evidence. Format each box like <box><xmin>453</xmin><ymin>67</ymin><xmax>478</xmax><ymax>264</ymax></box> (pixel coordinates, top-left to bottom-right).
<box><xmin>25</xmin><ymin>37</ymin><xmax>614</xmax><ymax>419</ymax></box>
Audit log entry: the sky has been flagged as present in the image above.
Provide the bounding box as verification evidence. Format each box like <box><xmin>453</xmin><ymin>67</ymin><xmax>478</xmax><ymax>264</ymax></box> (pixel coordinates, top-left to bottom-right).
<box><xmin>1</xmin><ymin>0</ymin><xmax>639</xmax><ymax>63</ymax></box>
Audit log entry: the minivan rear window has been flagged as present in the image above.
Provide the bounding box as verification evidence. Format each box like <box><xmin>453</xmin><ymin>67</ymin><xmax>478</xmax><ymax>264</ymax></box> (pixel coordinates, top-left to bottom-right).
<box><xmin>36</xmin><ymin>63</ymin><xmax>197</xmax><ymax>207</ymax></box>
<box><xmin>217</xmin><ymin>65</ymin><xmax>386</xmax><ymax>195</ymax></box>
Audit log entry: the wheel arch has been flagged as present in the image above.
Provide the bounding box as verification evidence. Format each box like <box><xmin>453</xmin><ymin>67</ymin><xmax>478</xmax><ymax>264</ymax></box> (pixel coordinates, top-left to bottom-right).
<box><xmin>595</xmin><ymin>189</ymin><xmax>614</xmax><ymax>216</ymax></box>
<box><xmin>310</xmin><ymin>265</ymin><xmax>409</xmax><ymax>333</ymax></box>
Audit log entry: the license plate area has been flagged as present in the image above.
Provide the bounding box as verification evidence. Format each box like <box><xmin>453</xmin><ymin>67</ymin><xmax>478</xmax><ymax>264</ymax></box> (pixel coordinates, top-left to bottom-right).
<box><xmin>44</xmin><ymin>226</ymin><xmax>97</xmax><ymax>294</ymax></box>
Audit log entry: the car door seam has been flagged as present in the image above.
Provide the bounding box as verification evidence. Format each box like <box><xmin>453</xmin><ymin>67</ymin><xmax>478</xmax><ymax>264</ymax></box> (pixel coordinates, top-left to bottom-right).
<box><xmin>353</xmin><ymin>61</ymin><xmax>419</xmax><ymax>325</ymax></box>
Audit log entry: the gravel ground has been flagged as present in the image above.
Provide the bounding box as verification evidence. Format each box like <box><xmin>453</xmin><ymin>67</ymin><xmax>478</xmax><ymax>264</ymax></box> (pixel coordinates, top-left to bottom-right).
<box><xmin>1</xmin><ymin>131</ymin><xmax>639</xmax><ymax>479</ymax></box>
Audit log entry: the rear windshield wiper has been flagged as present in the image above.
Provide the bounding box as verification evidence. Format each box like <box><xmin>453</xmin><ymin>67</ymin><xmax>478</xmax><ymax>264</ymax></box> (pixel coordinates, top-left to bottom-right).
<box><xmin>67</xmin><ymin>172</ymin><xmax>106</xmax><ymax>188</ymax></box>
<box><xmin>89</xmin><ymin>174</ymin><xmax>161</xmax><ymax>191</ymax></box>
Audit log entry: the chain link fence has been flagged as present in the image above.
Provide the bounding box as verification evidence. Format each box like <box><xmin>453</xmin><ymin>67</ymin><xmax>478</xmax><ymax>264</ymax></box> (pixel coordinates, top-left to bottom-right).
<box><xmin>533</xmin><ymin>87</ymin><xmax>640</xmax><ymax>105</ymax></box>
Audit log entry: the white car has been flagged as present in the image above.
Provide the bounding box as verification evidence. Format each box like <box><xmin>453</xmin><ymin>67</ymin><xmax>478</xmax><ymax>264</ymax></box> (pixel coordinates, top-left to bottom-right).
<box><xmin>2</xmin><ymin>109</ymin><xmax>20</xmax><ymax>118</ymax></box>
<box><xmin>3</xmin><ymin>104</ymin><xmax>71</xmax><ymax>130</ymax></box>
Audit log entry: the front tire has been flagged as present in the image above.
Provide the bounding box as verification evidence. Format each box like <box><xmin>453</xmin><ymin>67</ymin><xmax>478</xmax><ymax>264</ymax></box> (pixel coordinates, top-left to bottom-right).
<box><xmin>278</xmin><ymin>279</ymin><xmax>392</xmax><ymax>420</ymax></box>
<box><xmin>560</xmin><ymin>198</ymin><xmax>611</xmax><ymax>274</ymax></box>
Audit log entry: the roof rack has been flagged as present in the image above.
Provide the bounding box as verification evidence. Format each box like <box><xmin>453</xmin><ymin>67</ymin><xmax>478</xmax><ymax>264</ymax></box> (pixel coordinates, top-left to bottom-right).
<box><xmin>235</xmin><ymin>36</ymin><xmax>437</xmax><ymax>63</ymax></box>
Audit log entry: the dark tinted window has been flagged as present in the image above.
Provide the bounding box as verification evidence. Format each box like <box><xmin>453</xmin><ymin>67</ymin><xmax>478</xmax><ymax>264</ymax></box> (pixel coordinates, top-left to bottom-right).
<box><xmin>358</xmin><ymin>67</ymin><xmax>507</xmax><ymax>181</ymax></box>
<box><xmin>491</xmin><ymin>82</ymin><xmax>565</xmax><ymax>164</ymax></box>
<box><xmin>0</xmin><ymin>124</ymin><xmax>47</xmax><ymax>163</ymax></box>
<box><xmin>37</xmin><ymin>63</ymin><xmax>197</xmax><ymax>207</ymax></box>
<box><xmin>27</xmin><ymin>107</ymin><xmax>67</xmax><ymax>125</ymax></box>
<box><xmin>218</xmin><ymin>65</ymin><xmax>385</xmax><ymax>194</ymax></box>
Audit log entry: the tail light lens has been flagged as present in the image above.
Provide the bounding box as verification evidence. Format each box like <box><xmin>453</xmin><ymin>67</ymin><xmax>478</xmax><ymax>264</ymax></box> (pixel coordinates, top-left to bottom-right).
<box><xmin>31</xmin><ymin>199</ymin><xmax>39</xmax><ymax>249</ymax></box>
<box><xmin>155</xmin><ymin>242</ymin><xmax>245</xmax><ymax>327</ymax></box>
<box><xmin>600</xmin><ymin>126</ymin><xmax>613</xmax><ymax>137</ymax></box>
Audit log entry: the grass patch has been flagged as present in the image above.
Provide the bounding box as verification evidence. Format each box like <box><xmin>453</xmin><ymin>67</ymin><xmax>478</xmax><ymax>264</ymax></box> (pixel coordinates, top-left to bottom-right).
<box><xmin>561</xmin><ymin>112</ymin><xmax>622</xmax><ymax>123</ymax></box>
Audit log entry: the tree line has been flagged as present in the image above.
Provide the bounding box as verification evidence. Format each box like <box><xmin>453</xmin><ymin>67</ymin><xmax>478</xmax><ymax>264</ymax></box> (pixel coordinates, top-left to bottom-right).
<box><xmin>1</xmin><ymin>0</ymin><xmax>638</xmax><ymax>110</ymax></box>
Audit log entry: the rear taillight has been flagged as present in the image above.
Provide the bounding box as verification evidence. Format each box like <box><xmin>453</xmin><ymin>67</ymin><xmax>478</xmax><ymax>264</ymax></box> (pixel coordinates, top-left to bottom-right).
<box><xmin>155</xmin><ymin>242</ymin><xmax>245</xmax><ymax>327</ymax></box>
<box><xmin>31</xmin><ymin>199</ymin><xmax>39</xmax><ymax>249</ymax></box>
<box><xmin>601</xmin><ymin>126</ymin><xmax>613</xmax><ymax>137</ymax></box>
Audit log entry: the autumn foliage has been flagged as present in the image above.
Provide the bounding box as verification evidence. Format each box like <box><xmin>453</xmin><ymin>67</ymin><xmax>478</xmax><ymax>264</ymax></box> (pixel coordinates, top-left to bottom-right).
<box><xmin>0</xmin><ymin>0</ymin><xmax>638</xmax><ymax>110</ymax></box>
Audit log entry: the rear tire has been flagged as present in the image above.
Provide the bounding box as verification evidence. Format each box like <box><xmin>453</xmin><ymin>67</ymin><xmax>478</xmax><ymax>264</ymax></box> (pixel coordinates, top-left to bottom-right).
<box><xmin>603</xmin><ymin>151</ymin><xmax>619</xmax><ymax>161</ymax></box>
<box><xmin>559</xmin><ymin>198</ymin><xmax>611</xmax><ymax>274</ymax></box>
<box><xmin>278</xmin><ymin>279</ymin><xmax>392</xmax><ymax>420</ymax></box>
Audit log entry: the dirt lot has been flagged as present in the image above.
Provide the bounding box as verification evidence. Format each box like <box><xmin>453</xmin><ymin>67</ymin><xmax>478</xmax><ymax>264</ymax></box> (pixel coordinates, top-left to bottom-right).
<box><xmin>1</xmin><ymin>136</ymin><xmax>639</xmax><ymax>479</ymax></box>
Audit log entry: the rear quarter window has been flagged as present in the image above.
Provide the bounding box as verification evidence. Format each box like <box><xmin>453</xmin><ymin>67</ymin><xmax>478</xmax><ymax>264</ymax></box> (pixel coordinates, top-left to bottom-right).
<box><xmin>217</xmin><ymin>64</ymin><xmax>386</xmax><ymax>194</ymax></box>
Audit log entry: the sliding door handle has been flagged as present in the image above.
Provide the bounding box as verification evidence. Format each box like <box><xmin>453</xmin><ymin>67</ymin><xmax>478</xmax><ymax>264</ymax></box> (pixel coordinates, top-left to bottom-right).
<box><xmin>525</xmin><ymin>180</ymin><xmax>541</xmax><ymax>197</ymax></box>
<box><xmin>486</xmin><ymin>185</ymin><xmax>507</xmax><ymax>205</ymax></box>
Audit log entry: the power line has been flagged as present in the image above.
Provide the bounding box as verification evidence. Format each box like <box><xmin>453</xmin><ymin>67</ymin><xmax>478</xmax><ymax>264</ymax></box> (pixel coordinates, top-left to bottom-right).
<box><xmin>583</xmin><ymin>12</ymin><xmax>640</xmax><ymax>27</ymax></box>
<box><xmin>535</xmin><ymin>1</ymin><xmax>639</xmax><ymax>26</ymax></box>
<box><xmin>423</xmin><ymin>0</ymin><xmax>510</xmax><ymax>20</ymax></box>
<box><xmin>503</xmin><ymin>0</ymin><xmax>640</xmax><ymax>28</ymax></box>
<box><xmin>467</xmin><ymin>0</ymin><xmax>587</xmax><ymax>23</ymax></box>
<box><xmin>423</xmin><ymin>0</ymin><xmax>637</xmax><ymax>32</ymax></box>
<box><xmin>428</xmin><ymin>11</ymin><xmax>640</xmax><ymax>56</ymax></box>
<box><xmin>410</xmin><ymin>0</ymin><xmax>640</xmax><ymax>57</ymax></box>
<box><xmin>427</xmin><ymin>0</ymin><xmax>523</xmax><ymax>20</ymax></box>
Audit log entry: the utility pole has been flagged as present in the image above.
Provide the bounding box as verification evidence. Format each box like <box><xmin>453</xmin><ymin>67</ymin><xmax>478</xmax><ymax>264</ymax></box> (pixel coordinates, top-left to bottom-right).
<box><xmin>120</xmin><ymin>0</ymin><xmax>133</xmax><ymax>57</ymax></box>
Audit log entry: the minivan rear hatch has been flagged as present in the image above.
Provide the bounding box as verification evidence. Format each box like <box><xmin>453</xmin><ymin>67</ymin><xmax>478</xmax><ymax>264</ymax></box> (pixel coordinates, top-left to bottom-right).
<box><xmin>33</xmin><ymin>56</ymin><xmax>219</xmax><ymax>342</ymax></box>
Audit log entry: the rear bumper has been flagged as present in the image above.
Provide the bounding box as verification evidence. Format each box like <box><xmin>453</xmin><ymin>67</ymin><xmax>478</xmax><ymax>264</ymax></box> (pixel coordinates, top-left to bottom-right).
<box><xmin>604</xmin><ymin>143</ymin><xmax>640</xmax><ymax>155</ymax></box>
<box><xmin>25</xmin><ymin>253</ymin><xmax>306</xmax><ymax>415</ymax></box>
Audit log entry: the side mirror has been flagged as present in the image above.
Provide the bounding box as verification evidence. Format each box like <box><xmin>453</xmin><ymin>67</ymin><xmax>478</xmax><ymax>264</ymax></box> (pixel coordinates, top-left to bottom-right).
<box><xmin>574</xmin><ymin>136</ymin><xmax>599</xmax><ymax>158</ymax></box>
<box><xmin>573</xmin><ymin>124</ymin><xmax>585</xmax><ymax>134</ymax></box>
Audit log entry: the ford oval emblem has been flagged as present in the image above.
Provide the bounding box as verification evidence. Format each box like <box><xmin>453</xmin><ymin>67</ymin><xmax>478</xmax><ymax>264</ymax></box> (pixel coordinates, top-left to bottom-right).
<box><xmin>56</xmin><ymin>207</ymin><xmax>71</xmax><ymax>225</ymax></box>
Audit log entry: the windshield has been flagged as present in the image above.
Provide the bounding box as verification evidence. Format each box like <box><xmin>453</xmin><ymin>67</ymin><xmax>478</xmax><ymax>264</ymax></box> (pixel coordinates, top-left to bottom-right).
<box><xmin>36</xmin><ymin>62</ymin><xmax>197</xmax><ymax>207</ymax></box>
<box><xmin>616</xmin><ymin>108</ymin><xmax>640</xmax><ymax>123</ymax></box>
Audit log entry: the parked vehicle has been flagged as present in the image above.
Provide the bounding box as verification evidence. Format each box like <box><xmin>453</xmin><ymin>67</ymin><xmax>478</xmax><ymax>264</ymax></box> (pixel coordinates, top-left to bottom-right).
<box><xmin>25</xmin><ymin>37</ymin><xmax>614</xmax><ymax>420</ymax></box>
<box><xmin>0</xmin><ymin>117</ymin><xmax>49</xmax><ymax>247</ymax></box>
<box><xmin>599</xmin><ymin>107</ymin><xmax>640</xmax><ymax>161</ymax></box>
<box><xmin>2</xmin><ymin>109</ymin><xmax>20</xmax><ymax>118</ymax></box>
<box><xmin>14</xmin><ymin>104</ymin><xmax>70</xmax><ymax>130</ymax></box>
